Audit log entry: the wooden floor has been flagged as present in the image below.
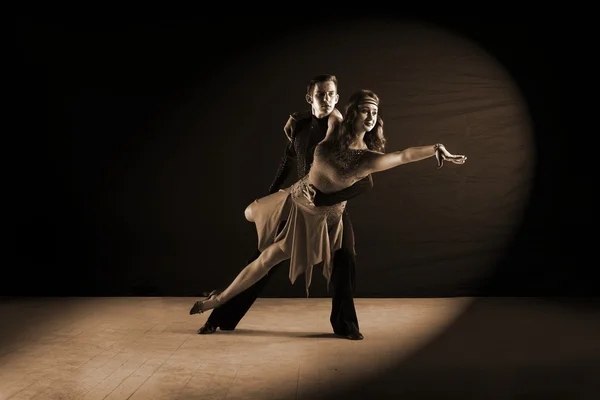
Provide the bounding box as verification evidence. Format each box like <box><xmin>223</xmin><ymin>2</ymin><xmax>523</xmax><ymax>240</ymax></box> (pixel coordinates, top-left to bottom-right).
<box><xmin>0</xmin><ymin>297</ymin><xmax>598</xmax><ymax>399</ymax></box>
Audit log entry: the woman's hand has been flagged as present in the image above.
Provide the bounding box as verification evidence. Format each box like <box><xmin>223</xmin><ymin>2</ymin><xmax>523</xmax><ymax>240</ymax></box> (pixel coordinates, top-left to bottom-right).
<box><xmin>435</xmin><ymin>144</ymin><xmax>467</xmax><ymax>168</ymax></box>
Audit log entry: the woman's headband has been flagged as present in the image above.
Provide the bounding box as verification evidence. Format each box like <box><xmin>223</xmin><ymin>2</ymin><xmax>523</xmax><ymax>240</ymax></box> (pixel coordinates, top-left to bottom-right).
<box><xmin>358</xmin><ymin>96</ymin><xmax>379</xmax><ymax>107</ymax></box>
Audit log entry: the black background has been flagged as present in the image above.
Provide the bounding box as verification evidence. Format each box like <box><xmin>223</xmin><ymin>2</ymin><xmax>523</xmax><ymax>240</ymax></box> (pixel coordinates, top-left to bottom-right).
<box><xmin>8</xmin><ymin>15</ymin><xmax>594</xmax><ymax>298</ymax></box>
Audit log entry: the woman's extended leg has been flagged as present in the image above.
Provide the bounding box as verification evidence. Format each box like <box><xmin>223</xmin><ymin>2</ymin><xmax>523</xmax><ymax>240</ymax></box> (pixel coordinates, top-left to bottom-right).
<box><xmin>190</xmin><ymin>242</ymin><xmax>289</xmax><ymax>314</ymax></box>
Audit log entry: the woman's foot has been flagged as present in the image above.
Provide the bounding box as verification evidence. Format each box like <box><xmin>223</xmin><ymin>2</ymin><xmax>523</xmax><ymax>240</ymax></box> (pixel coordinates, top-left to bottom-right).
<box><xmin>189</xmin><ymin>290</ymin><xmax>221</xmax><ymax>315</ymax></box>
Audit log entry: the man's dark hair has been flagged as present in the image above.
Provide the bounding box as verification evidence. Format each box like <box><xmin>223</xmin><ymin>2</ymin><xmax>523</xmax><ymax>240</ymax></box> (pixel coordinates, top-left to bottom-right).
<box><xmin>306</xmin><ymin>74</ymin><xmax>338</xmax><ymax>96</ymax></box>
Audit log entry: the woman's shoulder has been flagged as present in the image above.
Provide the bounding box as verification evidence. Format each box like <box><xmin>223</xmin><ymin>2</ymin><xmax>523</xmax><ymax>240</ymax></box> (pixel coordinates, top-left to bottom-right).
<box><xmin>359</xmin><ymin>148</ymin><xmax>384</xmax><ymax>157</ymax></box>
<box><xmin>350</xmin><ymin>149</ymin><xmax>383</xmax><ymax>169</ymax></box>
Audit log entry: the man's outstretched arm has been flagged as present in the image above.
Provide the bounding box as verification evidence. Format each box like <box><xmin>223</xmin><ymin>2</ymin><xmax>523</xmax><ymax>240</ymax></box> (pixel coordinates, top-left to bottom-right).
<box><xmin>312</xmin><ymin>175</ymin><xmax>374</xmax><ymax>207</ymax></box>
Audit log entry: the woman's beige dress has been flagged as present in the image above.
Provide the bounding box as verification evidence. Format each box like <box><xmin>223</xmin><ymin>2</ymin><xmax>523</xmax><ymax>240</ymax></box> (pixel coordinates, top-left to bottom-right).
<box><xmin>247</xmin><ymin>147</ymin><xmax>366</xmax><ymax>296</ymax></box>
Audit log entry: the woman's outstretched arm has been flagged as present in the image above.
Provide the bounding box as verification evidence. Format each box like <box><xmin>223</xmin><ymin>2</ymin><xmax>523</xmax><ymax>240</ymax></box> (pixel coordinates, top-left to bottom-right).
<box><xmin>358</xmin><ymin>144</ymin><xmax>466</xmax><ymax>175</ymax></box>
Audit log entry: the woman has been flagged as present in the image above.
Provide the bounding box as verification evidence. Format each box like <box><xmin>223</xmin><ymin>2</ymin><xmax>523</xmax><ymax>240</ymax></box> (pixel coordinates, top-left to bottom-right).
<box><xmin>190</xmin><ymin>89</ymin><xmax>466</xmax><ymax>314</ymax></box>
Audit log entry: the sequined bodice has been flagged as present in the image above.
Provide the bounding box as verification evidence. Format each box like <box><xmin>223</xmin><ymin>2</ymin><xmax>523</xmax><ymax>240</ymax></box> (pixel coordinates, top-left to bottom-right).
<box><xmin>309</xmin><ymin>145</ymin><xmax>368</xmax><ymax>194</ymax></box>
<box><xmin>333</xmin><ymin>148</ymin><xmax>368</xmax><ymax>179</ymax></box>
<box><xmin>289</xmin><ymin>145</ymin><xmax>368</xmax><ymax>228</ymax></box>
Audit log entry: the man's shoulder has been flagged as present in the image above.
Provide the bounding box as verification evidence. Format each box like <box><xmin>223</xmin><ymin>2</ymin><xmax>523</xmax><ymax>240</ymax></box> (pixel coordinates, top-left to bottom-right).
<box><xmin>290</xmin><ymin>110</ymin><xmax>312</xmax><ymax>123</ymax></box>
<box><xmin>285</xmin><ymin>110</ymin><xmax>312</xmax><ymax>140</ymax></box>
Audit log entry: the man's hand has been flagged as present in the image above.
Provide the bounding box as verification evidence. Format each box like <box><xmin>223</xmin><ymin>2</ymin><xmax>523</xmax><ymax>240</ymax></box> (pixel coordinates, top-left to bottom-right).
<box><xmin>435</xmin><ymin>145</ymin><xmax>467</xmax><ymax>168</ymax></box>
<box><xmin>302</xmin><ymin>184</ymin><xmax>317</xmax><ymax>206</ymax></box>
<box><xmin>326</xmin><ymin>109</ymin><xmax>343</xmax><ymax>138</ymax></box>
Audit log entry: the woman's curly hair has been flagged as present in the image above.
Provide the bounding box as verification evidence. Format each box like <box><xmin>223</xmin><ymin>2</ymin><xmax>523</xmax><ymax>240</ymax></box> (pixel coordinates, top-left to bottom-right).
<box><xmin>334</xmin><ymin>89</ymin><xmax>386</xmax><ymax>153</ymax></box>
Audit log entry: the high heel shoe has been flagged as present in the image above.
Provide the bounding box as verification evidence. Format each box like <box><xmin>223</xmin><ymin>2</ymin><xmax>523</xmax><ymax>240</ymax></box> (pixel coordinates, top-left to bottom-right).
<box><xmin>189</xmin><ymin>290</ymin><xmax>221</xmax><ymax>315</ymax></box>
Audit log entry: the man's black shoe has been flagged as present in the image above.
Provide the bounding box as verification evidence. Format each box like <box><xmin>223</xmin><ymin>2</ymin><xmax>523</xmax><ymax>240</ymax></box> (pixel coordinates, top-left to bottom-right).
<box><xmin>197</xmin><ymin>322</ymin><xmax>217</xmax><ymax>334</ymax></box>
<box><xmin>334</xmin><ymin>322</ymin><xmax>364</xmax><ymax>340</ymax></box>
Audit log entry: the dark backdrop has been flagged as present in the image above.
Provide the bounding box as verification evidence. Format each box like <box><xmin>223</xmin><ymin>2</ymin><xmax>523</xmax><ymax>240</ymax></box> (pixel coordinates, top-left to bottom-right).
<box><xmin>8</xmin><ymin>16</ymin><xmax>593</xmax><ymax>298</ymax></box>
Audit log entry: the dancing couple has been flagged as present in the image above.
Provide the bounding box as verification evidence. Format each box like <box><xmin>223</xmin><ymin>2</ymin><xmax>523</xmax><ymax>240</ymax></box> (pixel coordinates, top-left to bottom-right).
<box><xmin>190</xmin><ymin>75</ymin><xmax>467</xmax><ymax>340</ymax></box>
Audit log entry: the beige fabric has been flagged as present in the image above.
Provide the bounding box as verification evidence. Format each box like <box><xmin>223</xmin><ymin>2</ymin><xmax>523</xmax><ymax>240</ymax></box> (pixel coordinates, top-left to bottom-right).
<box><xmin>248</xmin><ymin>176</ymin><xmax>347</xmax><ymax>296</ymax></box>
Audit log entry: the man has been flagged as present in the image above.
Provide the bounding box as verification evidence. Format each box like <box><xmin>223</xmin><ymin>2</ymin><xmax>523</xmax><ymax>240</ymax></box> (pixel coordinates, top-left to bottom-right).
<box><xmin>198</xmin><ymin>74</ymin><xmax>373</xmax><ymax>340</ymax></box>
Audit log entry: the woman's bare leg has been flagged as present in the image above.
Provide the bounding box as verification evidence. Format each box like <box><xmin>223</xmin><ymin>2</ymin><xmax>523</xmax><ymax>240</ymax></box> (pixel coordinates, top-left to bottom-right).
<box><xmin>201</xmin><ymin>243</ymin><xmax>289</xmax><ymax>311</ymax></box>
